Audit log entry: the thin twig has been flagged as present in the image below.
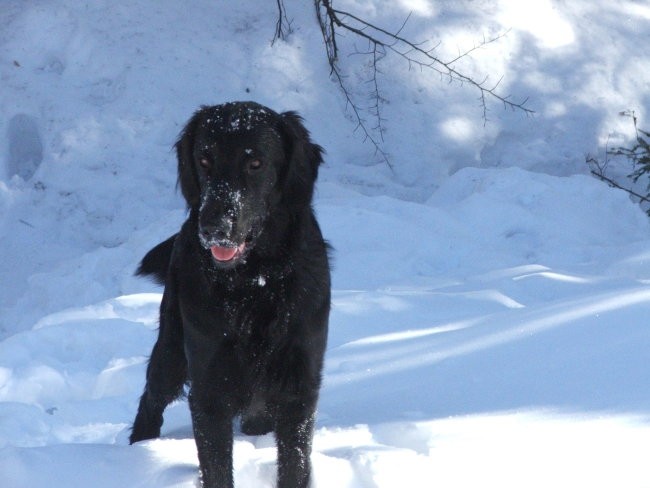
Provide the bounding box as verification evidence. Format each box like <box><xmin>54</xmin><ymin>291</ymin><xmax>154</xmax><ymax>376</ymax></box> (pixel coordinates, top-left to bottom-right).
<box><xmin>272</xmin><ymin>0</ymin><xmax>293</xmax><ymax>44</ymax></box>
<box><xmin>590</xmin><ymin>170</ymin><xmax>650</xmax><ymax>204</ymax></box>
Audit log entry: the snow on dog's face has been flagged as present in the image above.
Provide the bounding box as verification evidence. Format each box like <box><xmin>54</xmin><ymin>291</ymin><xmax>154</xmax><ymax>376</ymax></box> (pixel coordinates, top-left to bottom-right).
<box><xmin>175</xmin><ymin>102</ymin><xmax>323</xmax><ymax>267</ymax></box>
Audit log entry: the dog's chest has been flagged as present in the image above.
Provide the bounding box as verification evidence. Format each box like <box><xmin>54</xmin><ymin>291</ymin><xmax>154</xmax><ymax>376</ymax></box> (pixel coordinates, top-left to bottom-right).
<box><xmin>205</xmin><ymin>274</ymin><xmax>292</xmax><ymax>339</ymax></box>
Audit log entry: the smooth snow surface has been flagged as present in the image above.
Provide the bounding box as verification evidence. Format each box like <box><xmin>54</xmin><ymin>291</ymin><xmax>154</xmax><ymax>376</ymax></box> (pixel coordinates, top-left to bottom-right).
<box><xmin>1</xmin><ymin>1</ymin><xmax>650</xmax><ymax>486</ymax></box>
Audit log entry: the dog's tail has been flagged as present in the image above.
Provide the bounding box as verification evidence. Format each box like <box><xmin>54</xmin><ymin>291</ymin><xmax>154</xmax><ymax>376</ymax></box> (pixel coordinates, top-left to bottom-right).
<box><xmin>135</xmin><ymin>234</ymin><xmax>177</xmax><ymax>286</ymax></box>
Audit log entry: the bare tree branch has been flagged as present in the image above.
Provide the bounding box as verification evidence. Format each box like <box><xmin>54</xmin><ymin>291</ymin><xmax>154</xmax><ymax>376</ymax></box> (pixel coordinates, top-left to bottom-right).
<box><xmin>333</xmin><ymin>60</ymin><xmax>392</xmax><ymax>165</ymax></box>
<box><xmin>272</xmin><ymin>0</ymin><xmax>293</xmax><ymax>44</ymax></box>
<box><xmin>588</xmin><ymin>165</ymin><xmax>650</xmax><ymax>204</ymax></box>
<box><xmin>320</xmin><ymin>1</ymin><xmax>532</xmax><ymax>113</ymax></box>
<box><xmin>313</xmin><ymin>0</ymin><xmax>534</xmax><ymax>164</ymax></box>
<box><xmin>587</xmin><ymin>137</ymin><xmax>650</xmax><ymax>207</ymax></box>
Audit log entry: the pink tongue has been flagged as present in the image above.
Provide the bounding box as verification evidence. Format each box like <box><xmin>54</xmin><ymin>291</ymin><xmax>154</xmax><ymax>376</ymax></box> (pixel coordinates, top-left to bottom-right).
<box><xmin>210</xmin><ymin>246</ymin><xmax>238</xmax><ymax>262</ymax></box>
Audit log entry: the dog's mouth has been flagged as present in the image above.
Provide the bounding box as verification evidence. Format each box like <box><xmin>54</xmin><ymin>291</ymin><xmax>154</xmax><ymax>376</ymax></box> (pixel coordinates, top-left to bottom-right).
<box><xmin>210</xmin><ymin>242</ymin><xmax>246</xmax><ymax>263</ymax></box>
<box><xmin>199</xmin><ymin>218</ymin><xmax>263</xmax><ymax>267</ymax></box>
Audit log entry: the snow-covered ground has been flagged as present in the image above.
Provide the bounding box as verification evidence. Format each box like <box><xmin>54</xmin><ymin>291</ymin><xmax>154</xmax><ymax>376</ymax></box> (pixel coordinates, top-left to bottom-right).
<box><xmin>1</xmin><ymin>1</ymin><xmax>650</xmax><ymax>486</ymax></box>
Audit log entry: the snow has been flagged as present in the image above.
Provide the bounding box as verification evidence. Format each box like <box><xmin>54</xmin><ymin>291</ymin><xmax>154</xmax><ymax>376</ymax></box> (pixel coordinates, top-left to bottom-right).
<box><xmin>1</xmin><ymin>0</ymin><xmax>650</xmax><ymax>486</ymax></box>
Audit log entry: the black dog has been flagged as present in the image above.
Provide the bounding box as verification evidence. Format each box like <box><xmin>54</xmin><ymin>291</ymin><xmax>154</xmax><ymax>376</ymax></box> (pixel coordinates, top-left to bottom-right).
<box><xmin>130</xmin><ymin>102</ymin><xmax>330</xmax><ymax>488</ymax></box>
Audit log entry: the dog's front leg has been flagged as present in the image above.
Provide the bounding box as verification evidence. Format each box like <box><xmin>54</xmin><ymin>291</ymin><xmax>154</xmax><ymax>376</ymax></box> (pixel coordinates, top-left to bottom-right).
<box><xmin>275</xmin><ymin>400</ymin><xmax>317</xmax><ymax>488</ymax></box>
<box><xmin>190</xmin><ymin>391</ymin><xmax>234</xmax><ymax>488</ymax></box>
<box><xmin>130</xmin><ymin>286</ymin><xmax>186</xmax><ymax>444</ymax></box>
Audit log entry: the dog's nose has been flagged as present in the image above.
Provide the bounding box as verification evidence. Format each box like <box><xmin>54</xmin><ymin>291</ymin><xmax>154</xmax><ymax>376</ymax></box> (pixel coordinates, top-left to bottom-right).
<box><xmin>200</xmin><ymin>217</ymin><xmax>234</xmax><ymax>242</ymax></box>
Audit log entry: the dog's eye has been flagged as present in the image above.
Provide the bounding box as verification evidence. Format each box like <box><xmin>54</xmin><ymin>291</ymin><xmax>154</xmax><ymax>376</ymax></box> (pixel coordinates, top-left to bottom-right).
<box><xmin>248</xmin><ymin>159</ymin><xmax>263</xmax><ymax>172</ymax></box>
<box><xmin>199</xmin><ymin>158</ymin><xmax>211</xmax><ymax>171</ymax></box>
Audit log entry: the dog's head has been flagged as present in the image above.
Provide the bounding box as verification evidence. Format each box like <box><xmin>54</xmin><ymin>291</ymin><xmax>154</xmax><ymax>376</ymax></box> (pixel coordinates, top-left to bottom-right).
<box><xmin>175</xmin><ymin>101</ymin><xmax>323</xmax><ymax>267</ymax></box>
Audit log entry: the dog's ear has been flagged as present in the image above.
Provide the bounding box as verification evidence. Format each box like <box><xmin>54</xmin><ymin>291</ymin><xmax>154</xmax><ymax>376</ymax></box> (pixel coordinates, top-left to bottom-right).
<box><xmin>175</xmin><ymin>110</ymin><xmax>202</xmax><ymax>208</ymax></box>
<box><xmin>279</xmin><ymin>111</ymin><xmax>324</xmax><ymax>207</ymax></box>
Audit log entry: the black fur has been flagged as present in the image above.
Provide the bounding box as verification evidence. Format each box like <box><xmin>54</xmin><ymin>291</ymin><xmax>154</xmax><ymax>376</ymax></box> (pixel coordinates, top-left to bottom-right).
<box><xmin>130</xmin><ymin>102</ymin><xmax>330</xmax><ymax>488</ymax></box>
<box><xmin>135</xmin><ymin>234</ymin><xmax>176</xmax><ymax>286</ymax></box>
